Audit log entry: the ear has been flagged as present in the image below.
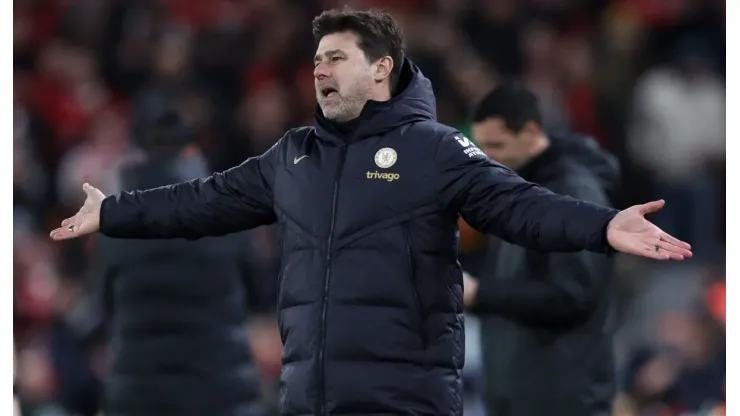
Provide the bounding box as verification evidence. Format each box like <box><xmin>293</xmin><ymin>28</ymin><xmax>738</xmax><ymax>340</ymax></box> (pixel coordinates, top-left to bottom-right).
<box><xmin>520</xmin><ymin>121</ymin><xmax>541</xmax><ymax>138</ymax></box>
<box><xmin>374</xmin><ymin>56</ymin><xmax>393</xmax><ymax>83</ymax></box>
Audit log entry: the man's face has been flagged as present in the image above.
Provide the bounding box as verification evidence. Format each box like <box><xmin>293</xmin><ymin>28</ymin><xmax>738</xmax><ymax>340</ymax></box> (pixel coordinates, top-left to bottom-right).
<box><xmin>472</xmin><ymin>117</ymin><xmax>532</xmax><ymax>170</ymax></box>
<box><xmin>314</xmin><ymin>31</ymin><xmax>375</xmax><ymax>122</ymax></box>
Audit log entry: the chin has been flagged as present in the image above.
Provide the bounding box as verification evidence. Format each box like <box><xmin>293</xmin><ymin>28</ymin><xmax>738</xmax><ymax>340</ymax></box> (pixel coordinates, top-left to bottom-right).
<box><xmin>321</xmin><ymin>106</ymin><xmax>342</xmax><ymax>121</ymax></box>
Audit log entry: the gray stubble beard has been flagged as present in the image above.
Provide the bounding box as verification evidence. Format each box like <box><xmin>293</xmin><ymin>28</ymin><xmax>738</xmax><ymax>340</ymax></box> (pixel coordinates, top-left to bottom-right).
<box><xmin>319</xmin><ymin>79</ymin><xmax>373</xmax><ymax>122</ymax></box>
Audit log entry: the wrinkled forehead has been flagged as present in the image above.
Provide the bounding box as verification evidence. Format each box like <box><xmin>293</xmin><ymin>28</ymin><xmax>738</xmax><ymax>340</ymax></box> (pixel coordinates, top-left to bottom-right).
<box><xmin>314</xmin><ymin>31</ymin><xmax>364</xmax><ymax>61</ymax></box>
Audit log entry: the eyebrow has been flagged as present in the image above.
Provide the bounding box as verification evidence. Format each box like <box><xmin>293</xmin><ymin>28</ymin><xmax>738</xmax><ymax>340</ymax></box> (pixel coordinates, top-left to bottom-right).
<box><xmin>313</xmin><ymin>49</ymin><xmax>345</xmax><ymax>63</ymax></box>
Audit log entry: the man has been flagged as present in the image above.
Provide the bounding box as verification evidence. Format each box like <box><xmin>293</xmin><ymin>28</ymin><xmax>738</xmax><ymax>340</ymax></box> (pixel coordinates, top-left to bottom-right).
<box><xmin>463</xmin><ymin>83</ymin><xmax>621</xmax><ymax>415</ymax></box>
<box><xmin>14</xmin><ymin>340</ymin><xmax>20</xmax><ymax>416</ymax></box>
<box><xmin>51</xmin><ymin>9</ymin><xmax>691</xmax><ymax>416</ymax></box>
<box><xmin>94</xmin><ymin>111</ymin><xmax>270</xmax><ymax>416</ymax></box>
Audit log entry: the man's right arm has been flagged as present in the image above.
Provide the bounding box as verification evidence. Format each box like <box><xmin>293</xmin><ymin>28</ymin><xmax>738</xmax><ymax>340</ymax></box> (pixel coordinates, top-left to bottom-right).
<box><xmin>100</xmin><ymin>141</ymin><xmax>281</xmax><ymax>240</ymax></box>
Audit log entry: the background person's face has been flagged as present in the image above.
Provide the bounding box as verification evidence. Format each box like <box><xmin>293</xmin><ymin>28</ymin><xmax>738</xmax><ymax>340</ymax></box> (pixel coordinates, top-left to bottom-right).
<box><xmin>472</xmin><ymin>117</ymin><xmax>532</xmax><ymax>169</ymax></box>
<box><xmin>314</xmin><ymin>31</ymin><xmax>375</xmax><ymax>122</ymax></box>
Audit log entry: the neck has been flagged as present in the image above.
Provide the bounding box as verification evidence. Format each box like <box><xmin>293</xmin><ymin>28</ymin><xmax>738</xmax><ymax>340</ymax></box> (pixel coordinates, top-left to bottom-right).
<box><xmin>370</xmin><ymin>84</ymin><xmax>392</xmax><ymax>102</ymax></box>
<box><xmin>338</xmin><ymin>86</ymin><xmax>392</xmax><ymax>123</ymax></box>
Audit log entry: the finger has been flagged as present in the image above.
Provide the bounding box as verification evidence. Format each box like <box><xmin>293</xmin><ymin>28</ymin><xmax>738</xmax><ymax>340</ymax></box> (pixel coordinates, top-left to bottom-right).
<box><xmin>50</xmin><ymin>227</ymin><xmax>78</xmax><ymax>241</ymax></box>
<box><xmin>638</xmin><ymin>200</ymin><xmax>665</xmax><ymax>216</ymax></box>
<box><xmin>51</xmin><ymin>215</ymin><xmax>81</xmax><ymax>240</ymax></box>
<box><xmin>644</xmin><ymin>245</ymin><xmax>672</xmax><ymax>260</ymax></box>
<box><xmin>656</xmin><ymin>240</ymin><xmax>692</xmax><ymax>259</ymax></box>
<box><xmin>60</xmin><ymin>216</ymin><xmax>77</xmax><ymax>227</ymax></box>
<box><xmin>665</xmin><ymin>251</ymin><xmax>685</xmax><ymax>261</ymax></box>
<box><xmin>657</xmin><ymin>239</ymin><xmax>693</xmax><ymax>258</ymax></box>
<box><xmin>645</xmin><ymin>244</ymin><xmax>685</xmax><ymax>261</ymax></box>
<box><xmin>82</xmin><ymin>182</ymin><xmax>98</xmax><ymax>196</ymax></box>
<box><xmin>659</xmin><ymin>232</ymin><xmax>692</xmax><ymax>250</ymax></box>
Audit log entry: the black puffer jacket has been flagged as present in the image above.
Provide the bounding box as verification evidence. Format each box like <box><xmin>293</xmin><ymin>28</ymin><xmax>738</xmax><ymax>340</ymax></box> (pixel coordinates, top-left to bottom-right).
<box><xmin>470</xmin><ymin>134</ymin><xmax>621</xmax><ymax>416</ymax></box>
<box><xmin>97</xmin><ymin>155</ymin><xmax>268</xmax><ymax>416</ymax></box>
<box><xmin>99</xmin><ymin>59</ymin><xmax>618</xmax><ymax>416</ymax></box>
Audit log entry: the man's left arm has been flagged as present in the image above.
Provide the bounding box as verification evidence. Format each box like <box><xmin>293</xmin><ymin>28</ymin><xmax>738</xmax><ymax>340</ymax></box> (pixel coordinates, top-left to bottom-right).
<box><xmin>435</xmin><ymin>133</ymin><xmax>619</xmax><ymax>253</ymax></box>
<box><xmin>466</xmin><ymin>178</ymin><xmax>614</xmax><ymax>326</ymax></box>
<box><xmin>467</xmin><ymin>252</ymin><xmax>611</xmax><ymax>326</ymax></box>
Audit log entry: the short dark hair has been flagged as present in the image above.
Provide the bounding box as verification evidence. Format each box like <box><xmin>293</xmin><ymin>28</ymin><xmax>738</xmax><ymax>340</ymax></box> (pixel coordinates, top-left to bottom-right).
<box><xmin>137</xmin><ymin>109</ymin><xmax>194</xmax><ymax>154</ymax></box>
<box><xmin>312</xmin><ymin>8</ymin><xmax>405</xmax><ymax>91</ymax></box>
<box><xmin>472</xmin><ymin>82</ymin><xmax>543</xmax><ymax>133</ymax></box>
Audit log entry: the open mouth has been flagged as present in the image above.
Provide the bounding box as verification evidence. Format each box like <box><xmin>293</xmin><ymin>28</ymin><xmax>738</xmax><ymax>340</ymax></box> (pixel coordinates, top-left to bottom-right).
<box><xmin>321</xmin><ymin>87</ymin><xmax>338</xmax><ymax>98</ymax></box>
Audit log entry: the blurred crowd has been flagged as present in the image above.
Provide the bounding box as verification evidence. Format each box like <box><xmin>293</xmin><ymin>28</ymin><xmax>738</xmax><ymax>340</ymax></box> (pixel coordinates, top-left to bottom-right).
<box><xmin>13</xmin><ymin>0</ymin><xmax>725</xmax><ymax>415</ymax></box>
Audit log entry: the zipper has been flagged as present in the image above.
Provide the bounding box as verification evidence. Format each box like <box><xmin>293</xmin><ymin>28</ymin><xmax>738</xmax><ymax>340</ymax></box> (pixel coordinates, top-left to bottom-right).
<box><xmin>403</xmin><ymin>222</ymin><xmax>428</xmax><ymax>348</ymax></box>
<box><xmin>317</xmin><ymin>145</ymin><xmax>348</xmax><ymax>416</ymax></box>
<box><xmin>276</xmin><ymin>225</ymin><xmax>286</xmax><ymax>343</ymax></box>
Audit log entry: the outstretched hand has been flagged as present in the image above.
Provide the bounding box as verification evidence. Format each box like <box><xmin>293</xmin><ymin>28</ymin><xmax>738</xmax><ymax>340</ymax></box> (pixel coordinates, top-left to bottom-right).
<box><xmin>50</xmin><ymin>183</ymin><xmax>105</xmax><ymax>241</ymax></box>
<box><xmin>607</xmin><ymin>200</ymin><xmax>692</xmax><ymax>261</ymax></box>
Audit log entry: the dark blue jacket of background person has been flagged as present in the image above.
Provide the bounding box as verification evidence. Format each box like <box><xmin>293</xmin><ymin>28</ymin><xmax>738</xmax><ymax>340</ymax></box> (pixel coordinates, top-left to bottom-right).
<box><xmin>470</xmin><ymin>133</ymin><xmax>621</xmax><ymax>416</ymax></box>
<box><xmin>98</xmin><ymin>58</ymin><xmax>619</xmax><ymax>416</ymax></box>
<box><xmin>95</xmin><ymin>154</ymin><xmax>271</xmax><ymax>416</ymax></box>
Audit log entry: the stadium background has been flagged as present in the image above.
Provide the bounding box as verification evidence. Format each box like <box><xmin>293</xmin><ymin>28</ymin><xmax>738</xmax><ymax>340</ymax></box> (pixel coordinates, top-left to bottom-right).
<box><xmin>13</xmin><ymin>0</ymin><xmax>725</xmax><ymax>415</ymax></box>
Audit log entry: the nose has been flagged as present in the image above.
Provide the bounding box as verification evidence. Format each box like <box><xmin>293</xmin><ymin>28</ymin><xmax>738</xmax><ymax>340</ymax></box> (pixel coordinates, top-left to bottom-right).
<box><xmin>314</xmin><ymin>62</ymin><xmax>330</xmax><ymax>80</ymax></box>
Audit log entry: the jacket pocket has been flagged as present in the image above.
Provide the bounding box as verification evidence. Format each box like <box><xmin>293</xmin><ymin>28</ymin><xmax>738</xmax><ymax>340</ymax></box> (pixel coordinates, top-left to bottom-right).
<box><xmin>403</xmin><ymin>222</ymin><xmax>428</xmax><ymax>348</ymax></box>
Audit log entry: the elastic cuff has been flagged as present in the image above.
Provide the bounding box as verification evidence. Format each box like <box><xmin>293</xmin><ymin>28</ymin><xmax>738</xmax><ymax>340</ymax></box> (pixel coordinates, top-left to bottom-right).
<box><xmin>598</xmin><ymin>208</ymin><xmax>620</xmax><ymax>255</ymax></box>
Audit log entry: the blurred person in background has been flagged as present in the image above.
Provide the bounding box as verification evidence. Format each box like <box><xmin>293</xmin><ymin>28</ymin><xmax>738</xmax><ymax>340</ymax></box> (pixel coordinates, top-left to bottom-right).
<box><xmin>50</xmin><ymin>8</ymin><xmax>693</xmax><ymax>416</ymax></box>
<box><xmin>14</xmin><ymin>232</ymin><xmax>105</xmax><ymax>416</ymax></box>
<box><xmin>92</xmin><ymin>110</ymin><xmax>274</xmax><ymax>416</ymax></box>
<box><xmin>463</xmin><ymin>83</ymin><xmax>620</xmax><ymax>416</ymax></box>
<box><xmin>14</xmin><ymin>341</ymin><xmax>21</xmax><ymax>416</ymax></box>
<box><xmin>627</xmin><ymin>35</ymin><xmax>724</xmax><ymax>262</ymax></box>
<box><xmin>55</xmin><ymin>105</ymin><xmax>136</xmax><ymax>210</ymax></box>
<box><xmin>620</xmin><ymin>310</ymin><xmax>725</xmax><ymax>415</ymax></box>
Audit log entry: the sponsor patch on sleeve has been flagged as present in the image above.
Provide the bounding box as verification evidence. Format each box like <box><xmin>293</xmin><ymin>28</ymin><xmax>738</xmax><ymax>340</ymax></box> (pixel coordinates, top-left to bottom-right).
<box><xmin>455</xmin><ymin>135</ymin><xmax>486</xmax><ymax>158</ymax></box>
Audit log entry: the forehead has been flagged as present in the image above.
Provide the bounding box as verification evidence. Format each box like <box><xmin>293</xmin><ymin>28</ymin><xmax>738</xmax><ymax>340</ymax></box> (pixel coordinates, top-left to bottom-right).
<box><xmin>315</xmin><ymin>31</ymin><xmax>363</xmax><ymax>57</ymax></box>
<box><xmin>473</xmin><ymin>117</ymin><xmax>512</xmax><ymax>140</ymax></box>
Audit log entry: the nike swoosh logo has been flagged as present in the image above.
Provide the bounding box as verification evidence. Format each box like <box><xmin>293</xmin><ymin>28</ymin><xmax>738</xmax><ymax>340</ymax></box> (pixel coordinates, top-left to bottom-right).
<box><xmin>294</xmin><ymin>155</ymin><xmax>309</xmax><ymax>164</ymax></box>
